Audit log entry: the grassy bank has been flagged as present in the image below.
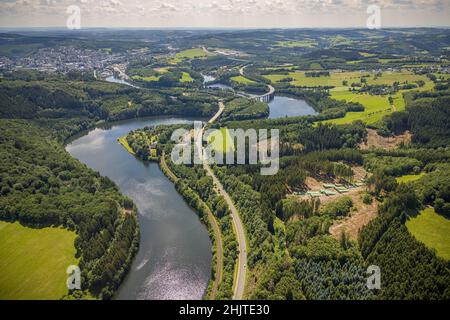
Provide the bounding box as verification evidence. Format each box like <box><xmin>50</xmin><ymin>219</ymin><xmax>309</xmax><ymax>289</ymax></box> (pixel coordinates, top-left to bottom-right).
<box><xmin>117</xmin><ymin>136</ymin><xmax>136</xmax><ymax>155</ymax></box>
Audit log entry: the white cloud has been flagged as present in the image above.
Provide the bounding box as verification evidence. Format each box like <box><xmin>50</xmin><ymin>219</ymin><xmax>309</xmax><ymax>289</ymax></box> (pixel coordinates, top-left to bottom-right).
<box><xmin>0</xmin><ymin>0</ymin><xmax>449</xmax><ymax>27</ymax></box>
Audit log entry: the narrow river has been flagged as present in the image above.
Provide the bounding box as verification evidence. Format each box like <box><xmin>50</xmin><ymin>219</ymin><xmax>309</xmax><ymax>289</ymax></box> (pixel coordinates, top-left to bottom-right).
<box><xmin>66</xmin><ymin>117</ymin><xmax>212</xmax><ymax>300</ymax></box>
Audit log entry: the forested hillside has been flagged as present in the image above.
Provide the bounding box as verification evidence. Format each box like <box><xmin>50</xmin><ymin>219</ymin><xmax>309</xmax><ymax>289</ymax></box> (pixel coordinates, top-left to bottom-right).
<box><xmin>0</xmin><ymin>120</ymin><xmax>139</xmax><ymax>299</ymax></box>
<box><xmin>0</xmin><ymin>71</ymin><xmax>218</xmax><ymax>141</ymax></box>
<box><xmin>0</xmin><ymin>71</ymin><xmax>223</xmax><ymax>299</ymax></box>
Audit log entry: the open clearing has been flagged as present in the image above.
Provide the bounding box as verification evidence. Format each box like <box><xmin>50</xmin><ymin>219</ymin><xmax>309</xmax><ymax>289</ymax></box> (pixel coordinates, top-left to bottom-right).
<box><xmin>329</xmin><ymin>190</ymin><xmax>378</xmax><ymax>241</ymax></box>
<box><xmin>0</xmin><ymin>221</ymin><xmax>78</xmax><ymax>300</ymax></box>
<box><xmin>359</xmin><ymin>129</ymin><xmax>411</xmax><ymax>150</ymax></box>
<box><xmin>406</xmin><ymin>207</ymin><xmax>450</xmax><ymax>260</ymax></box>
<box><xmin>208</xmin><ymin>127</ymin><xmax>235</xmax><ymax>154</ymax></box>
<box><xmin>396</xmin><ymin>173</ymin><xmax>425</xmax><ymax>184</ymax></box>
<box><xmin>181</xmin><ymin>71</ymin><xmax>194</xmax><ymax>83</ymax></box>
<box><xmin>131</xmin><ymin>75</ymin><xmax>160</xmax><ymax>82</ymax></box>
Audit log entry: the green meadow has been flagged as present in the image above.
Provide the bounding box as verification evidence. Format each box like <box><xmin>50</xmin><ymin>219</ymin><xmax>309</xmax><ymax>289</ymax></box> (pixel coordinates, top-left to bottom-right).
<box><xmin>264</xmin><ymin>70</ymin><xmax>430</xmax><ymax>89</ymax></box>
<box><xmin>180</xmin><ymin>71</ymin><xmax>194</xmax><ymax>83</ymax></box>
<box><xmin>132</xmin><ymin>70</ymin><xmax>193</xmax><ymax>83</ymax></box>
<box><xmin>263</xmin><ymin>70</ymin><xmax>433</xmax><ymax>125</ymax></box>
<box><xmin>396</xmin><ymin>173</ymin><xmax>425</xmax><ymax>184</ymax></box>
<box><xmin>118</xmin><ymin>136</ymin><xmax>136</xmax><ymax>155</ymax></box>
<box><xmin>170</xmin><ymin>48</ymin><xmax>210</xmax><ymax>64</ymax></box>
<box><xmin>406</xmin><ymin>208</ymin><xmax>450</xmax><ymax>261</ymax></box>
<box><xmin>131</xmin><ymin>75</ymin><xmax>160</xmax><ymax>82</ymax></box>
<box><xmin>230</xmin><ymin>75</ymin><xmax>257</xmax><ymax>85</ymax></box>
<box><xmin>324</xmin><ymin>90</ymin><xmax>404</xmax><ymax>125</ymax></box>
<box><xmin>208</xmin><ymin>128</ymin><xmax>235</xmax><ymax>154</ymax></box>
<box><xmin>0</xmin><ymin>221</ymin><xmax>78</xmax><ymax>300</ymax></box>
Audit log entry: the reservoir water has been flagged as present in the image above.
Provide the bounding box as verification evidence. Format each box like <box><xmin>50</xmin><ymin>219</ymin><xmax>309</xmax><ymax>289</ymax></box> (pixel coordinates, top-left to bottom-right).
<box><xmin>66</xmin><ymin>117</ymin><xmax>212</xmax><ymax>300</ymax></box>
<box><xmin>268</xmin><ymin>95</ymin><xmax>318</xmax><ymax>119</ymax></box>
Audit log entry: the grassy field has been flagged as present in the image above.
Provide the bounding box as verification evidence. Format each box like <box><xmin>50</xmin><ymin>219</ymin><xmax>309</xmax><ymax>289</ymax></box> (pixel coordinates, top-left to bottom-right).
<box><xmin>118</xmin><ymin>136</ymin><xmax>136</xmax><ymax>155</ymax></box>
<box><xmin>129</xmin><ymin>67</ymin><xmax>170</xmax><ymax>82</ymax></box>
<box><xmin>406</xmin><ymin>208</ymin><xmax>450</xmax><ymax>261</ymax></box>
<box><xmin>260</xmin><ymin>65</ymin><xmax>296</xmax><ymax>71</ymax></box>
<box><xmin>207</xmin><ymin>128</ymin><xmax>235</xmax><ymax>154</ymax></box>
<box><xmin>263</xmin><ymin>70</ymin><xmax>433</xmax><ymax>125</ymax></box>
<box><xmin>131</xmin><ymin>75</ymin><xmax>160</xmax><ymax>82</ymax></box>
<box><xmin>131</xmin><ymin>69</ymin><xmax>192</xmax><ymax>83</ymax></box>
<box><xmin>264</xmin><ymin>70</ymin><xmax>431</xmax><ymax>89</ymax></box>
<box><xmin>230</xmin><ymin>75</ymin><xmax>257</xmax><ymax>85</ymax></box>
<box><xmin>153</xmin><ymin>67</ymin><xmax>170</xmax><ymax>74</ymax></box>
<box><xmin>324</xmin><ymin>90</ymin><xmax>404</xmax><ymax>125</ymax></box>
<box><xmin>180</xmin><ymin>72</ymin><xmax>194</xmax><ymax>83</ymax></box>
<box><xmin>170</xmin><ymin>48</ymin><xmax>210</xmax><ymax>64</ymax></box>
<box><xmin>396</xmin><ymin>173</ymin><xmax>425</xmax><ymax>184</ymax></box>
<box><xmin>0</xmin><ymin>221</ymin><xmax>78</xmax><ymax>300</ymax></box>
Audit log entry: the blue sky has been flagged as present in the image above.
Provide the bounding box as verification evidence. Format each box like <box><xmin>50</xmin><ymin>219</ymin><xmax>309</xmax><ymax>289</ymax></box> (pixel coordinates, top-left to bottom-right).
<box><xmin>0</xmin><ymin>0</ymin><xmax>449</xmax><ymax>28</ymax></box>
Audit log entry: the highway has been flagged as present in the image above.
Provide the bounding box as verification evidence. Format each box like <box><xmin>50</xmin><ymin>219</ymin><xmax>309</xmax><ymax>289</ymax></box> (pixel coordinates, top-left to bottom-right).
<box><xmin>199</xmin><ymin>100</ymin><xmax>247</xmax><ymax>300</ymax></box>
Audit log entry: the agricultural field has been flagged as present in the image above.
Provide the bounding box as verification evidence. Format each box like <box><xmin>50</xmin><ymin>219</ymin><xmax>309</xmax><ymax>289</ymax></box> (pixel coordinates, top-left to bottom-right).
<box><xmin>0</xmin><ymin>221</ymin><xmax>78</xmax><ymax>300</ymax></box>
<box><xmin>324</xmin><ymin>90</ymin><xmax>404</xmax><ymax>125</ymax></box>
<box><xmin>131</xmin><ymin>75</ymin><xmax>160</xmax><ymax>82</ymax></box>
<box><xmin>263</xmin><ymin>70</ymin><xmax>433</xmax><ymax>125</ymax></box>
<box><xmin>230</xmin><ymin>75</ymin><xmax>257</xmax><ymax>85</ymax></box>
<box><xmin>128</xmin><ymin>66</ymin><xmax>171</xmax><ymax>82</ymax></box>
<box><xmin>264</xmin><ymin>70</ymin><xmax>431</xmax><ymax>89</ymax></box>
<box><xmin>170</xmin><ymin>48</ymin><xmax>210</xmax><ymax>64</ymax></box>
<box><xmin>406</xmin><ymin>208</ymin><xmax>450</xmax><ymax>261</ymax></box>
<box><xmin>260</xmin><ymin>65</ymin><xmax>296</xmax><ymax>71</ymax></box>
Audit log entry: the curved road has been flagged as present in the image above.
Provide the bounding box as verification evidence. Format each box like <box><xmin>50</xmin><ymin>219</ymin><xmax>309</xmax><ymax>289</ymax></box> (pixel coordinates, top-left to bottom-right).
<box><xmin>200</xmin><ymin>101</ymin><xmax>247</xmax><ymax>300</ymax></box>
<box><xmin>239</xmin><ymin>65</ymin><xmax>275</xmax><ymax>101</ymax></box>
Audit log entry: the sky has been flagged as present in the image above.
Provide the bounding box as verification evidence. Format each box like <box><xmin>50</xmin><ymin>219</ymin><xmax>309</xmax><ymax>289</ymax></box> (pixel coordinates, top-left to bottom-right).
<box><xmin>0</xmin><ymin>0</ymin><xmax>449</xmax><ymax>28</ymax></box>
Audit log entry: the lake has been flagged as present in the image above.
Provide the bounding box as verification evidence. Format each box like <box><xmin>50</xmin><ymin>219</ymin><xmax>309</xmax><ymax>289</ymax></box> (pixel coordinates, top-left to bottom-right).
<box><xmin>268</xmin><ymin>95</ymin><xmax>318</xmax><ymax>119</ymax></box>
<box><xmin>66</xmin><ymin>117</ymin><xmax>212</xmax><ymax>300</ymax></box>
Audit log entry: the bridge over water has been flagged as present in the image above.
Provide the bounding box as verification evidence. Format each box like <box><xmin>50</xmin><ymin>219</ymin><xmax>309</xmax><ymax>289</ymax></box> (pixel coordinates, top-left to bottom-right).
<box><xmin>250</xmin><ymin>84</ymin><xmax>275</xmax><ymax>103</ymax></box>
<box><xmin>239</xmin><ymin>65</ymin><xmax>275</xmax><ymax>103</ymax></box>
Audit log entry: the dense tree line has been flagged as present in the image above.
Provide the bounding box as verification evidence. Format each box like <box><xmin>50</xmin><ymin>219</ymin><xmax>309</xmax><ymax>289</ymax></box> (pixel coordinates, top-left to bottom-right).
<box><xmin>364</xmin><ymin>154</ymin><xmax>422</xmax><ymax>177</ymax></box>
<box><xmin>359</xmin><ymin>182</ymin><xmax>450</xmax><ymax>299</ymax></box>
<box><xmin>412</xmin><ymin>164</ymin><xmax>450</xmax><ymax>217</ymax></box>
<box><xmin>0</xmin><ymin>76</ymin><xmax>218</xmax><ymax>141</ymax></box>
<box><xmin>220</xmin><ymin>98</ymin><xmax>269</xmax><ymax>122</ymax></box>
<box><xmin>382</xmin><ymin>94</ymin><xmax>450</xmax><ymax>148</ymax></box>
<box><xmin>0</xmin><ymin>120</ymin><xmax>139</xmax><ymax>299</ymax></box>
<box><xmin>158</xmin><ymin>150</ymin><xmax>237</xmax><ymax>300</ymax></box>
<box><xmin>222</xmin><ymin>117</ymin><xmax>366</xmax><ymax>155</ymax></box>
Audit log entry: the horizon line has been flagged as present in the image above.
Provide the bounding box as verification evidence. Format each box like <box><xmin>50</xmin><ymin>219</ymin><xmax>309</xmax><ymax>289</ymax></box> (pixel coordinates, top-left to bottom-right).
<box><xmin>1</xmin><ymin>26</ymin><xmax>450</xmax><ymax>31</ymax></box>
